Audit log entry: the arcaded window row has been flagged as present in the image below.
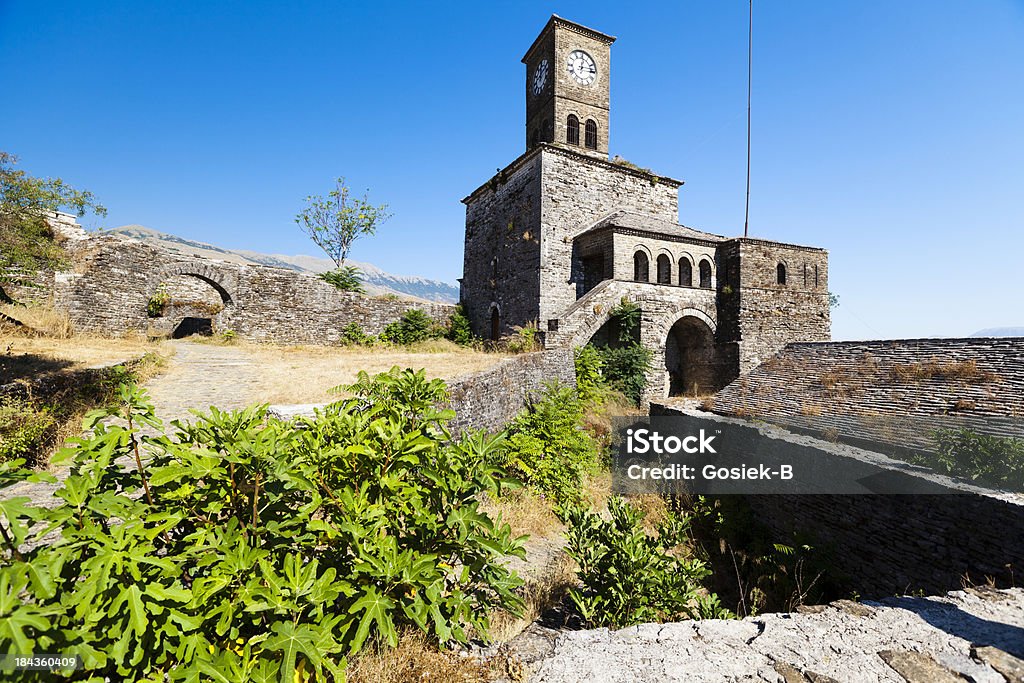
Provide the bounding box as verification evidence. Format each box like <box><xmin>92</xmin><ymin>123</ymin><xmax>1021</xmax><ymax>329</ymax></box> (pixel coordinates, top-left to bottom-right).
<box><xmin>633</xmin><ymin>251</ymin><xmax>713</xmax><ymax>288</ymax></box>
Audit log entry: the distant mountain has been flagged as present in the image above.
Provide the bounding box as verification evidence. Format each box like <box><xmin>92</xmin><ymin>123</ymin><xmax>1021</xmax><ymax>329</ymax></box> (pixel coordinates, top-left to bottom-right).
<box><xmin>970</xmin><ymin>327</ymin><xmax>1024</xmax><ymax>338</ymax></box>
<box><xmin>104</xmin><ymin>225</ymin><xmax>459</xmax><ymax>304</ymax></box>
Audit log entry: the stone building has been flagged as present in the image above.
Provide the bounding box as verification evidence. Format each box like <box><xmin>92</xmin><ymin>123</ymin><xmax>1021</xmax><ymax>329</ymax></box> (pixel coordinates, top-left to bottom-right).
<box><xmin>461</xmin><ymin>15</ymin><xmax>831</xmax><ymax>401</ymax></box>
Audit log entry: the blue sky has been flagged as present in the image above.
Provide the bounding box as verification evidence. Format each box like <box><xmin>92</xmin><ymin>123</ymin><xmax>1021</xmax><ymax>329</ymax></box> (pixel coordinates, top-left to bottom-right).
<box><xmin>2</xmin><ymin>1</ymin><xmax>1022</xmax><ymax>340</ymax></box>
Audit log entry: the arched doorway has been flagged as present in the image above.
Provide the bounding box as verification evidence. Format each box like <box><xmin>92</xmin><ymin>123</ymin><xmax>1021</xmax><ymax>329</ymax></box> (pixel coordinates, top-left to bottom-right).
<box><xmin>490</xmin><ymin>305</ymin><xmax>500</xmax><ymax>341</ymax></box>
<box><xmin>665</xmin><ymin>316</ymin><xmax>717</xmax><ymax>396</ymax></box>
<box><xmin>147</xmin><ymin>273</ymin><xmax>232</xmax><ymax>338</ymax></box>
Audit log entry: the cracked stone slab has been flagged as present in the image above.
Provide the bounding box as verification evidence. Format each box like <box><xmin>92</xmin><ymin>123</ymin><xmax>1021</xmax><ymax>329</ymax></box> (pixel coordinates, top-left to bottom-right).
<box><xmin>973</xmin><ymin>646</ymin><xmax>1024</xmax><ymax>683</ymax></box>
<box><xmin>518</xmin><ymin>588</ymin><xmax>1024</xmax><ymax>682</ymax></box>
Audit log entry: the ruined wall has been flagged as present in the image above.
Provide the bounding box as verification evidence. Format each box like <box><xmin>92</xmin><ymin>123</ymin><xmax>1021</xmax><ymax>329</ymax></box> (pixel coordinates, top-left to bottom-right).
<box><xmin>48</xmin><ymin>235</ymin><xmax>453</xmax><ymax>344</ymax></box>
<box><xmin>461</xmin><ymin>152</ymin><xmax>543</xmax><ymax>338</ymax></box>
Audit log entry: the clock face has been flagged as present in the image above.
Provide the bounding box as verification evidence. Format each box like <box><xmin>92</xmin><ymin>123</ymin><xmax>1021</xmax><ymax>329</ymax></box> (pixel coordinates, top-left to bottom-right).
<box><xmin>567</xmin><ymin>50</ymin><xmax>596</xmax><ymax>85</ymax></box>
<box><xmin>532</xmin><ymin>59</ymin><xmax>549</xmax><ymax>96</ymax></box>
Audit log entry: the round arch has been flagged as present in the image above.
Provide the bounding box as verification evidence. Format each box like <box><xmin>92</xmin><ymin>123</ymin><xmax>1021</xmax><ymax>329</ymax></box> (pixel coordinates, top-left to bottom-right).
<box><xmin>664</xmin><ymin>314</ymin><xmax>718</xmax><ymax>397</ymax></box>
<box><xmin>151</xmin><ymin>265</ymin><xmax>235</xmax><ymax>305</ymax></box>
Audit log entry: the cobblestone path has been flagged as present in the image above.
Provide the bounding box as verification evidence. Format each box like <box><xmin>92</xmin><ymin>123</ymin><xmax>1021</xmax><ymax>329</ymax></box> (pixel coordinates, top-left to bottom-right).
<box><xmin>3</xmin><ymin>340</ymin><xmax>269</xmax><ymax>506</ymax></box>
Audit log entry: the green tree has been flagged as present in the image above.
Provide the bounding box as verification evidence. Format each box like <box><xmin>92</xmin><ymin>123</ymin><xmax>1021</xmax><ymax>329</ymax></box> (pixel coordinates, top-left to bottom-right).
<box><xmin>0</xmin><ymin>152</ymin><xmax>107</xmax><ymax>283</ymax></box>
<box><xmin>295</xmin><ymin>178</ymin><xmax>390</xmax><ymax>292</ymax></box>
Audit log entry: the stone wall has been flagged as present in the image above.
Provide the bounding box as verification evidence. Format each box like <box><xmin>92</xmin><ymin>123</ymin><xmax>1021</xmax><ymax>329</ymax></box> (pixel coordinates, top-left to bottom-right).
<box><xmin>710</xmin><ymin>337</ymin><xmax>1024</xmax><ymax>452</ymax></box>
<box><xmin>461</xmin><ymin>152</ymin><xmax>543</xmax><ymax>339</ymax></box>
<box><xmin>445</xmin><ymin>348</ymin><xmax>576</xmax><ymax>435</ymax></box>
<box><xmin>39</xmin><ymin>234</ymin><xmax>453</xmax><ymax>344</ymax></box>
<box><xmin>649</xmin><ymin>404</ymin><xmax>1024</xmax><ymax>597</ymax></box>
<box><xmin>718</xmin><ymin>238</ymin><xmax>831</xmax><ymax>373</ymax></box>
<box><xmin>538</xmin><ymin>146</ymin><xmax>680</xmax><ymax>326</ymax></box>
<box><xmin>268</xmin><ymin>349</ymin><xmax>577</xmax><ymax>438</ymax></box>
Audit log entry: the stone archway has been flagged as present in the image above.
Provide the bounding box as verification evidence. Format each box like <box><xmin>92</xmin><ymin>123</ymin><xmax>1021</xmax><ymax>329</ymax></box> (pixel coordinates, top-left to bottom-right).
<box><xmin>665</xmin><ymin>316</ymin><xmax>718</xmax><ymax>396</ymax></box>
<box><xmin>147</xmin><ymin>264</ymin><xmax>237</xmax><ymax>337</ymax></box>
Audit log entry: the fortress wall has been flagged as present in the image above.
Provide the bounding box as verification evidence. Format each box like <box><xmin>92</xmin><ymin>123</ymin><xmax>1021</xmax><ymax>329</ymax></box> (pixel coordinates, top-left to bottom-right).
<box><xmin>39</xmin><ymin>236</ymin><xmax>453</xmax><ymax>344</ymax></box>
<box><xmin>710</xmin><ymin>337</ymin><xmax>1024</xmax><ymax>451</ymax></box>
<box><xmin>649</xmin><ymin>403</ymin><xmax>1024</xmax><ymax>597</ymax></box>
<box><xmin>745</xmin><ymin>491</ymin><xmax>1024</xmax><ymax>597</ymax></box>
<box><xmin>717</xmin><ymin>239</ymin><xmax>831</xmax><ymax>373</ymax></box>
<box><xmin>445</xmin><ymin>348</ymin><xmax>576</xmax><ymax>435</ymax></box>
<box><xmin>461</xmin><ymin>153</ymin><xmax>543</xmax><ymax>338</ymax></box>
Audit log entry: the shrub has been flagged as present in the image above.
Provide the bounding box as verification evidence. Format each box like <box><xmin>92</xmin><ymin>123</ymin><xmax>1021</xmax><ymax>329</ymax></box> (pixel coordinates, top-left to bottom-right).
<box><xmin>503</xmin><ymin>322</ymin><xmax>540</xmax><ymax>353</ymax></box>
<box><xmin>0</xmin><ymin>370</ymin><xmax>525</xmax><ymax>680</ymax></box>
<box><xmin>379</xmin><ymin>309</ymin><xmax>440</xmax><ymax>345</ymax></box>
<box><xmin>146</xmin><ymin>285</ymin><xmax>170</xmax><ymax>318</ymax></box>
<box><xmin>340</xmin><ymin>321</ymin><xmax>373</xmax><ymax>346</ymax></box>
<box><xmin>596</xmin><ymin>344</ymin><xmax>653</xmax><ymax>407</ymax></box>
<box><xmin>319</xmin><ymin>265</ymin><xmax>366</xmax><ymax>293</ymax></box>
<box><xmin>0</xmin><ymin>397</ymin><xmax>57</xmax><ymax>463</ymax></box>
<box><xmin>910</xmin><ymin>427</ymin><xmax>1024</xmax><ymax>491</ymax></box>
<box><xmin>563</xmin><ymin>496</ymin><xmax>731</xmax><ymax>628</ymax></box>
<box><xmin>498</xmin><ymin>382</ymin><xmax>598</xmax><ymax>506</ymax></box>
<box><xmin>573</xmin><ymin>345</ymin><xmax>605</xmax><ymax>403</ymax></box>
<box><xmin>446</xmin><ymin>305</ymin><xmax>476</xmax><ymax>346</ymax></box>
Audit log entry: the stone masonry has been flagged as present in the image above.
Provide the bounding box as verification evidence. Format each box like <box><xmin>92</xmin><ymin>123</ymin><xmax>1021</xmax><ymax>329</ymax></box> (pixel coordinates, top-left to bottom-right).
<box><xmin>461</xmin><ymin>16</ymin><xmax>831</xmax><ymax>403</ymax></box>
<box><xmin>14</xmin><ymin>215</ymin><xmax>453</xmax><ymax>345</ymax></box>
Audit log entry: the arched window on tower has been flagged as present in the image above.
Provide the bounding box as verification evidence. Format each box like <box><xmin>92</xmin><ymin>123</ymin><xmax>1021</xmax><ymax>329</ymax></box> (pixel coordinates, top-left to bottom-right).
<box><xmin>699</xmin><ymin>259</ymin><xmax>713</xmax><ymax>288</ymax></box>
<box><xmin>633</xmin><ymin>251</ymin><xmax>649</xmax><ymax>282</ymax></box>
<box><xmin>585</xmin><ymin>119</ymin><xmax>598</xmax><ymax>150</ymax></box>
<box><xmin>656</xmin><ymin>254</ymin><xmax>671</xmax><ymax>284</ymax></box>
<box><xmin>679</xmin><ymin>259</ymin><xmax>692</xmax><ymax>287</ymax></box>
<box><xmin>566</xmin><ymin>115</ymin><xmax>580</xmax><ymax>145</ymax></box>
<box><xmin>542</xmin><ymin>119</ymin><xmax>550</xmax><ymax>143</ymax></box>
<box><xmin>777</xmin><ymin>263</ymin><xmax>787</xmax><ymax>285</ymax></box>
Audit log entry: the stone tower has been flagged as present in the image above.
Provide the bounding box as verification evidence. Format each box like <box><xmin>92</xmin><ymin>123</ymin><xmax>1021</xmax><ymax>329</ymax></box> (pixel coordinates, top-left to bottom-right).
<box><xmin>461</xmin><ymin>15</ymin><xmax>831</xmax><ymax>403</ymax></box>
<box><xmin>522</xmin><ymin>16</ymin><xmax>614</xmax><ymax>158</ymax></box>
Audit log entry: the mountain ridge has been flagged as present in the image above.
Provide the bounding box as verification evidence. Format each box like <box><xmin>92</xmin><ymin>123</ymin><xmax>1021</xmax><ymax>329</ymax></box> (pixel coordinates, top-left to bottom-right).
<box><xmin>104</xmin><ymin>225</ymin><xmax>459</xmax><ymax>304</ymax></box>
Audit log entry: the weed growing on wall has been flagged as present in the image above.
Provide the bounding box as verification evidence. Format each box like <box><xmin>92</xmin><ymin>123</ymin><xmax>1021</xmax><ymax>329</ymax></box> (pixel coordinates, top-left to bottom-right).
<box><xmin>580</xmin><ymin>299</ymin><xmax>653</xmax><ymax>406</ymax></box>
<box><xmin>0</xmin><ymin>368</ymin><xmax>525</xmax><ymax>680</ymax></box>
<box><xmin>319</xmin><ymin>265</ymin><xmax>367</xmax><ymax>293</ymax></box>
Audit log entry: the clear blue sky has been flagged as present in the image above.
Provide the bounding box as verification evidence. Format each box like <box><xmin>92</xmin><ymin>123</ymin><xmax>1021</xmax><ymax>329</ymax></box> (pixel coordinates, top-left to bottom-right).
<box><xmin>2</xmin><ymin>1</ymin><xmax>1022</xmax><ymax>340</ymax></box>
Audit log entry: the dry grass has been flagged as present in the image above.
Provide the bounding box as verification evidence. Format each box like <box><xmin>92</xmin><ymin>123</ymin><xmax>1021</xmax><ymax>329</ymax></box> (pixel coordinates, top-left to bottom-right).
<box><xmin>222</xmin><ymin>340</ymin><xmax>510</xmax><ymax>404</ymax></box>
<box><xmin>346</xmin><ymin>631</ymin><xmax>496</xmax><ymax>683</ymax></box>
<box><xmin>890</xmin><ymin>358</ymin><xmax>1001</xmax><ymax>384</ymax></box>
<box><xmin>798</xmin><ymin>404</ymin><xmax>823</xmax><ymax>417</ymax></box>
<box><xmin>489</xmin><ymin>551</ymin><xmax>577</xmax><ymax>644</ymax></box>
<box><xmin>479</xmin><ymin>488</ymin><xmax>563</xmax><ymax>540</ymax></box>
<box><xmin>0</xmin><ymin>303</ymin><xmax>75</xmax><ymax>338</ymax></box>
<box><xmin>1</xmin><ymin>334</ymin><xmax>169</xmax><ymax>383</ymax></box>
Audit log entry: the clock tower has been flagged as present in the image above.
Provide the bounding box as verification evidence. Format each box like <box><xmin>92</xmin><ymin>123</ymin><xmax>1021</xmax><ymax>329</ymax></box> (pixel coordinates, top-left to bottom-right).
<box><xmin>522</xmin><ymin>15</ymin><xmax>615</xmax><ymax>159</ymax></box>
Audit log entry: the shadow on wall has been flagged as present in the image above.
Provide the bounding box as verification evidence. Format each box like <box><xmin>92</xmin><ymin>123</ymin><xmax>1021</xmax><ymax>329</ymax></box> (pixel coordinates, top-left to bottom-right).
<box><xmin>0</xmin><ymin>284</ymin><xmax>12</xmax><ymax>304</ymax></box>
<box><xmin>172</xmin><ymin>317</ymin><xmax>214</xmax><ymax>339</ymax></box>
